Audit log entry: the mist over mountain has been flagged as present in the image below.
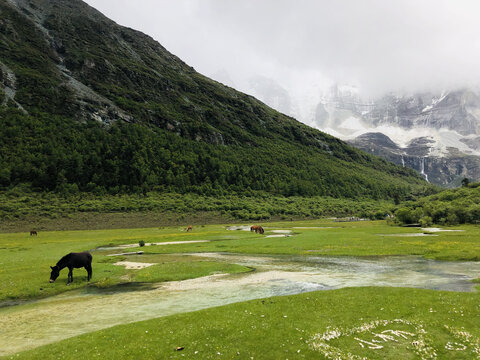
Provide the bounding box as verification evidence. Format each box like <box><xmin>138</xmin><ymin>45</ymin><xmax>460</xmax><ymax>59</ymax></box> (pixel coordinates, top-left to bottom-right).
<box><xmin>84</xmin><ymin>0</ymin><xmax>480</xmax><ymax>98</ymax></box>
<box><xmin>75</xmin><ymin>0</ymin><xmax>480</xmax><ymax>188</ymax></box>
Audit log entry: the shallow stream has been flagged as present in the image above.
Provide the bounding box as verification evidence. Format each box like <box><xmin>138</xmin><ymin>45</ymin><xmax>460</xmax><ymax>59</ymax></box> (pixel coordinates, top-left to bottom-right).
<box><xmin>1</xmin><ymin>253</ymin><xmax>480</xmax><ymax>355</ymax></box>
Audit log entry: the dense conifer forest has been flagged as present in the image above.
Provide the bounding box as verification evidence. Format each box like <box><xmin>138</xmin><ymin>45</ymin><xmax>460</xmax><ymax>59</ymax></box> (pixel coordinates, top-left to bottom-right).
<box><xmin>0</xmin><ymin>0</ymin><xmax>430</xmax><ymax>207</ymax></box>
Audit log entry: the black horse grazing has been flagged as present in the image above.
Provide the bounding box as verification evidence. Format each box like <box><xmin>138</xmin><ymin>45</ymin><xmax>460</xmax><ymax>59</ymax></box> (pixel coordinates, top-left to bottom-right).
<box><xmin>49</xmin><ymin>252</ymin><xmax>92</xmax><ymax>284</ymax></box>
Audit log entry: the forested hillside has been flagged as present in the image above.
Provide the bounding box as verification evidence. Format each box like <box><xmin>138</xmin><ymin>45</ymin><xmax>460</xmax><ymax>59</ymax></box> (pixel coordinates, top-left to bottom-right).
<box><xmin>0</xmin><ymin>0</ymin><xmax>430</xmax><ymax>200</ymax></box>
<box><xmin>395</xmin><ymin>182</ymin><xmax>480</xmax><ymax>226</ymax></box>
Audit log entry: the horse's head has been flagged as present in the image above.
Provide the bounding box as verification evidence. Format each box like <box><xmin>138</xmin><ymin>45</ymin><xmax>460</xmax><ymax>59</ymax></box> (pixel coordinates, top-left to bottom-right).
<box><xmin>49</xmin><ymin>266</ymin><xmax>60</xmax><ymax>283</ymax></box>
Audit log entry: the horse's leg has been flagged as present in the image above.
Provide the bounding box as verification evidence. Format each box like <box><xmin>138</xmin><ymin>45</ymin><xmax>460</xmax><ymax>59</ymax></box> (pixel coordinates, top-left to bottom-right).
<box><xmin>67</xmin><ymin>267</ymin><xmax>73</xmax><ymax>284</ymax></box>
<box><xmin>86</xmin><ymin>265</ymin><xmax>92</xmax><ymax>281</ymax></box>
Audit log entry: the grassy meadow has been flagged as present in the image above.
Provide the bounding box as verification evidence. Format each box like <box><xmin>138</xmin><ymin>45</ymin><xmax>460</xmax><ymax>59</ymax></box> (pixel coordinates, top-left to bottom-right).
<box><xmin>1</xmin><ymin>219</ymin><xmax>480</xmax><ymax>359</ymax></box>
<box><xmin>9</xmin><ymin>287</ymin><xmax>480</xmax><ymax>360</ymax></box>
<box><xmin>0</xmin><ymin>225</ymin><xmax>252</xmax><ymax>302</ymax></box>
<box><xmin>1</xmin><ymin>219</ymin><xmax>480</xmax><ymax>303</ymax></box>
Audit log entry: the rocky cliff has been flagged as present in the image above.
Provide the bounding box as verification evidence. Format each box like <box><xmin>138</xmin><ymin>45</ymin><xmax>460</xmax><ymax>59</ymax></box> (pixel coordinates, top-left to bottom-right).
<box><xmin>315</xmin><ymin>88</ymin><xmax>480</xmax><ymax>187</ymax></box>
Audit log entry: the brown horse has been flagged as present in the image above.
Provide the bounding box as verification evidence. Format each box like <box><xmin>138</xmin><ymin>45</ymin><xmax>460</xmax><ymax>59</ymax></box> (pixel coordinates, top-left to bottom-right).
<box><xmin>186</xmin><ymin>225</ymin><xmax>193</xmax><ymax>232</ymax></box>
<box><xmin>250</xmin><ymin>225</ymin><xmax>264</xmax><ymax>234</ymax></box>
<box><xmin>30</xmin><ymin>230</ymin><xmax>37</xmax><ymax>236</ymax></box>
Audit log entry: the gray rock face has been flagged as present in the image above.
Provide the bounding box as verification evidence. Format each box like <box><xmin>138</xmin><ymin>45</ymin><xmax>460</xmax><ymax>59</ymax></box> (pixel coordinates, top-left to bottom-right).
<box><xmin>0</xmin><ymin>61</ymin><xmax>26</xmax><ymax>111</ymax></box>
<box><xmin>364</xmin><ymin>90</ymin><xmax>480</xmax><ymax>135</ymax></box>
<box><xmin>238</xmin><ymin>78</ymin><xmax>480</xmax><ymax>186</ymax></box>
<box><xmin>348</xmin><ymin>132</ymin><xmax>480</xmax><ymax>187</ymax></box>
<box><xmin>319</xmin><ymin>87</ymin><xmax>480</xmax><ymax>187</ymax></box>
<box><xmin>460</xmin><ymin>136</ymin><xmax>480</xmax><ymax>150</ymax></box>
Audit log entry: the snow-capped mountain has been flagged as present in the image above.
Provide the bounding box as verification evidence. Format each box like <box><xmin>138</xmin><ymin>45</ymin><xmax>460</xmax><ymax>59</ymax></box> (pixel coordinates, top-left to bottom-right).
<box><xmin>235</xmin><ymin>77</ymin><xmax>480</xmax><ymax>187</ymax></box>
<box><xmin>209</xmin><ymin>67</ymin><xmax>480</xmax><ymax>186</ymax></box>
<box><xmin>318</xmin><ymin>89</ymin><xmax>480</xmax><ymax>187</ymax></box>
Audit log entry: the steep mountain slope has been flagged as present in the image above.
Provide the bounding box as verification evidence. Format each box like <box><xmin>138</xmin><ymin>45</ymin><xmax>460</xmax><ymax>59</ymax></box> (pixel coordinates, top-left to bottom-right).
<box><xmin>0</xmin><ymin>0</ymin><xmax>428</xmax><ymax>199</ymax></box>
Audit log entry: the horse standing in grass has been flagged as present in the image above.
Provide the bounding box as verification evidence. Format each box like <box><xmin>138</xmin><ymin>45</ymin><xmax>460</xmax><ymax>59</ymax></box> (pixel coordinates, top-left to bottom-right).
<box><xmin>250</xmin><ymin>225</ymin><xmax>264</xmax><ymax>234</ymax></box>
<box><xmin>30</xmin><ymin>230</ymin><xmax>37</xmax><ymax>236</ymax></box>
<box><xmin>186</xmin><ymin>225</ymin><xmax>193</xmax><ymax>232</ymax></box>
<box><xmin>49</xmin><ymin>252</ymin><xmax>92</xmax><ymax>284</ymax></box>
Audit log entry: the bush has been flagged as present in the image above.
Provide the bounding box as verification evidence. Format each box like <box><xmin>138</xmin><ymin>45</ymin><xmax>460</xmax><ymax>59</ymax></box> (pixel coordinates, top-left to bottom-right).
<box><xmin>396</xmin><ymin>207</ymin><xmax>415</xmax><ymax>224</ymax></box>
<box><xmin>395</xmin><ymin>207</ymin><xmax>423</xmax><ymax>224</ymax></box>
<box><xmin>446</xmin><ymin>213</ymin><xmax>458</xmax><ymax>226</ymax></box>
<box><xmin>138</xmin><ymin>240</ymin><xmax>145</xmax><ymax>247</ymax></box>
<box><xmin>419</xmin><ymin>216</ymin><xmax>433</xmax><ymax>227</ymax></box>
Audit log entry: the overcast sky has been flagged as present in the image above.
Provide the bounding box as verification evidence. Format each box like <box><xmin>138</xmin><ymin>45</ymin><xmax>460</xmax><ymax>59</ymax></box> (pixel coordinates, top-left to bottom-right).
<box><xmin>84</xmin><ymin>0</ymin><xmax>480</xmax><ymax>98</ymax></box>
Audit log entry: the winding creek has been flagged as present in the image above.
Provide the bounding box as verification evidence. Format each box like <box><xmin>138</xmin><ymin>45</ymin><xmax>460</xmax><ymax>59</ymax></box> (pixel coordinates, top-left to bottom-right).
<box><xmin>1</xmin><ymin>253</ymin><xmax>480</xmax><ymax>356</ymax></box>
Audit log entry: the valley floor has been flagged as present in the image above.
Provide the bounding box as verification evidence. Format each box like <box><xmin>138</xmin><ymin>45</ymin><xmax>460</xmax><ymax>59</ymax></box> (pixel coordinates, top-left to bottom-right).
<box><xmin>0</xmin><ymin>220</ymin><xmax>479</xmax><ymax>359</ymax></box>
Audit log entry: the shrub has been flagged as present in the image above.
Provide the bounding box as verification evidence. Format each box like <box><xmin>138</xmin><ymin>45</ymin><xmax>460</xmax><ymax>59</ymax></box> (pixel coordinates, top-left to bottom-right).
<box><xmin>446</xmin><ymin>213</ymin><xmax>458</xmax><ymax>226</ymax></box>
<box><xmin>138</xmin><ymin>240</ymin><xmax>145</xmax><ymax>247</ymax></box>
<box><xmin>396</xmin><ymin>207</ymin><xmax>415</xmax><ymax>224</ymax></box>
<box><xmin>419</xmin><ymin>216</ymin><xmax>433</xmax><ymax>227</ymax></box>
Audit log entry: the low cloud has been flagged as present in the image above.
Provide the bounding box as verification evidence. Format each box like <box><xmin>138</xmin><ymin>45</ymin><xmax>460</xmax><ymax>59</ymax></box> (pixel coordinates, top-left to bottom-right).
<box><xmin>85</xmin><ymin>0</ymin><xmax>480</xmax><ymax>97</ymax></box>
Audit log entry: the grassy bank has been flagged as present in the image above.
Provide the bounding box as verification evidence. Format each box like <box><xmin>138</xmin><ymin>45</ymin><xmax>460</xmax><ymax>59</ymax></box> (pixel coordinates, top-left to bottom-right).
<box><xmin>9</xmin><ymin>286</ymin><xmax>480</xmax><ymax>359</ymax></box>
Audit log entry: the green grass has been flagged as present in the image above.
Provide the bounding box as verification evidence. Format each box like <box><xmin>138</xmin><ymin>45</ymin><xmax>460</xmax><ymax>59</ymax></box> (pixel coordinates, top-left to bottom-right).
<box><xmin>8</xmin><ymin>287</ymin><xmax>480</xmax><ymax>359</ymax></box>
<box><xmin>1</xmin><ymin>219</ymin><xmax>479</xmax><ymax>303</ymax></box>
<box><xmin>134</xmin><ymin>220</ymin><xmax>480</xmax><ymax>261</ymax></box>
<box><xmin>1</xmin><ymin>219</ymin><xmax>480</xmax><ymax>359</ymax></box>
<box><xmin>120</xmin><ymin>254</ymin><xmax>250</xmax><ymax>284</ymax></box>
<box><xmin>0</xmin><ymin>226</ymin><xmax>250</xmax><ymax>302</ymax></box>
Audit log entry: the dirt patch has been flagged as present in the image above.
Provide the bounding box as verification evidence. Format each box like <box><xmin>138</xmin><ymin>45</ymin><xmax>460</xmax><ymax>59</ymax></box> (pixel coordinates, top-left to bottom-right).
<box><xmin>421</xmin><ymin>228</ymin><xmax>465</xmax><ymax>233</ymax></box>
<box><xmin>0</xmin><ymin>211</ymin><xmax>237</xmax><ymax>233</ymax></box>
<box><xmin>114</xmin><ymin>261</ymin><xmax>155</xmax><ymax>269</ymax></box>
<box><xmin>271</xmin><ymin>230</ymin><xmax>292</xmax><ymax>234</ymax></box>
<box><xmin>97</xmin><ymin>240</ymin><xmax>210</xmax><ymax>252</ymax></box>
<box><xmin>380</xmin><ymin>233</ymin><xmax>438</xmax><ymax>237</ymax></box>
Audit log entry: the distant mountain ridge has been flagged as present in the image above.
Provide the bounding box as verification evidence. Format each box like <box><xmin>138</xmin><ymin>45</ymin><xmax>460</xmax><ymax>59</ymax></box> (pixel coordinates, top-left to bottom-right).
<box><xmin>334</xmin><ymin>89</ymin><xmax>480</xmax><ymax>187</ymax></box>
<box><xmin>0</xmin><ymin>0</ymin><xmax>427</xmax><ymax>199</ymax></box>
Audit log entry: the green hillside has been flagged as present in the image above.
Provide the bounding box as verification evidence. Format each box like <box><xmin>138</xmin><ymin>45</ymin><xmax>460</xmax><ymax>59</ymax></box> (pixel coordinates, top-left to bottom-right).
<box><xmin>0</xmin><ymin>0</ymin><xmax>429</xmax><ymax>200</ymax></box>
